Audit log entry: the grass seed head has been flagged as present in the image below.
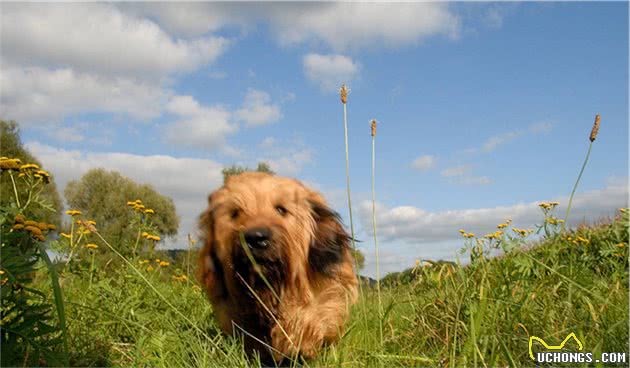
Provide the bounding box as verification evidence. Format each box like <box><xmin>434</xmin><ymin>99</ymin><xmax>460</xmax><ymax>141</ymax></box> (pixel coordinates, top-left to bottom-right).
<box><xmin>339</xmin><ymin>84</ymin><xmax>349</xmax><ymax>104</ymax></box>
<box><xmin>371</xmin><ymin>119</ymin><xmax>377</xmax><ymax>137</ymax></box>
<box><xmin>589</xmin><ymin>114</ymin><xmax>601</xmax><ymax>142</ymax></box>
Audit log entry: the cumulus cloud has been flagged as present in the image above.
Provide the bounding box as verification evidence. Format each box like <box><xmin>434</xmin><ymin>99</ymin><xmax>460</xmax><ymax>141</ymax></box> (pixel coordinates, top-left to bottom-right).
<box><xmin>26</xmin><ymin>142</ymin><xmax>224</xmax><ymax>247</ymax></box>
<box><xmin>357</xmin><ymin>180</ymin><xmax>628</xmax><ymax>245</ymax></box>
<box><xmin>1</xmin><ymin>3</ymin><xmax>229</xmax><ymax>78</ymax></box>
<box><xmin>235</xmin><ymin>89</ymin><xmax>282</xmax><ymax>126</ymax></box>
<box><xmin>441</xmin><ymin>165</ymin><xmax>471</xmax><ymax>177</ymax></box>
<box><xmin>0</xmin><ymin>66</ymin><xmax>168</xmax><ymax>124</ymax></box>
<box><xmin>265</xmin><ymin>2</ymin><xmax>459</xmax><ymax>51</ymax></box>
<box><xmin>163</xmin><ymin>95</ymin><xmax>237</xmax><ymax>151</ymax></box>
<box><xmin>120</xmin><ymin>3</ymin><xmax>459</xmax><ymax>51</ymax></box>
<box><xmin>303</xmin><ymin>54</ymin><xmax>360</xmax><ymax>92</ymax></box>
<box><xmin>257</xmin><ymin>137</ymin><xmax>314</xmax><ymax>176</ymax></box>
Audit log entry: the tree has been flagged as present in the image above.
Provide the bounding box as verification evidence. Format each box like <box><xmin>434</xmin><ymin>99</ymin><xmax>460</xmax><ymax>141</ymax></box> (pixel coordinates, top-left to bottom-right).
<box><xmin>222</xmin><ymin>161</ymin><xmax>275</xmax><ymax>183</ymax></box>
<box><xmin>64</xmin><ymin>169</ymin><xmax>179</xmax><ymax>254</ymax></box>
<box><xmin>0</xmin><ymin>120</ymin><xmax>63</xmax><ymax>225</ymax></box>
<box><xmin>350</xmin><ymin>248</ymin><xmax>365</xmax><ymax>270</ymax></box>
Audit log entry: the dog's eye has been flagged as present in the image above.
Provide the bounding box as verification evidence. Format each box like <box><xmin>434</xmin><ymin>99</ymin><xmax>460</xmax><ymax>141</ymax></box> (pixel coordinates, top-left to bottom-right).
<box><xmin>275</xmin><ymin>205</ymin><xmax>288</xmax><ymax>216</ymax></box>
<box><xmin>230</xmin><ymin>209</ymin><xmax>240</xmax><ymax>219</ymax></box>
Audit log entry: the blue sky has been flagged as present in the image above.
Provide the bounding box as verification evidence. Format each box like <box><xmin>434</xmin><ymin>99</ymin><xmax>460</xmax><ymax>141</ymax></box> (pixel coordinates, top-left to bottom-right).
<box><xmin>1</xmin><ymin>2</ymin><xmax>627</xmax><ymax>277</ymax></box>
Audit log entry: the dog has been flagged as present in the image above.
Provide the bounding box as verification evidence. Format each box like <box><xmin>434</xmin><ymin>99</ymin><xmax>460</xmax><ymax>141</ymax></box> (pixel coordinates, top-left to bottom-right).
<box><xmin>197</xmin><ymin>172</ymin><xmax>358</xmax><ymax>363</ymax></box>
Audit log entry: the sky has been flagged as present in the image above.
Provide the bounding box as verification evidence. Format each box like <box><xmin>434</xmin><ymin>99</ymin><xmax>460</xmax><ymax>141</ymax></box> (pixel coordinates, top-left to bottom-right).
<box><xmin>1</xmin><ymin>2</ymin><xmax>628</xmax><ymax>278</ymax></box>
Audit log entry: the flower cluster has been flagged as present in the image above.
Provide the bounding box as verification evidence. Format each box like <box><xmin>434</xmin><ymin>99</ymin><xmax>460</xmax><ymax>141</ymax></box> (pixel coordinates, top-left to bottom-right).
<box><xmin>154</xmin><ymin>259</ymin><xmax>169</xmax><ymax>267</ymax></box>
<box><xmin>11</xmin><ymin>214</ymin><xmax>56</xmax><ymax>242</ymax></box>
<box><xmin>484</xmin><ymin>230</ymin><xmax>504</xmax><ymax>240</ymax></box>
<box><xmin>538</xmin><ymin>202</ymin><xmax>560</xmax><ymax>211</ymax></box>
<box><xmin>1</xmin><ymin>158</ymin><xmax>52</xmax><ymax>184</ymax></box>
<box><xmin>172</xmin><ymin>274</ymin><xmax>188</xmax><ymax>282</ymax></box>
<box><xmin>0</xmin><ymin>157</ymin><xmax>22</xmax><ymax>170</ymax></box>
<box><xmin>127</xmin><ymin>199</ymin><xmax>156</xmax><ymax>215</ymax></box>
<box><xmin>545</xmin><ymin>217</ymin><xmax>565</xmax><ymax>226</ymax></box>
<box><xmin>458</xmin><ymin>229</ymin><xmax>476</xmax><ymax>239</ymax></box>
<box><xmin>564</xmin><ymin>235</ymin><xmax>589</xmax><ymax>246</ymax></box>
<box><xmin>512</xmin><ymin>227</ymin><xmax>533</xmax><ymax>237</ymax></box>
<box><xmin>142</xmin><ymin>232</ymin><xmax>161</xmax><ymax>242</ymax></box>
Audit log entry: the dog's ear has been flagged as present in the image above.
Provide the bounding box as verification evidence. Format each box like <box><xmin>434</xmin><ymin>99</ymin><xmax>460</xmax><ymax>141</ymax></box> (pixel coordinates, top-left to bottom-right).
<box><xmin>198</xmin><ymin>193</ymin><xmax>226</xmax><ymax>300</ymax></box>
<box><xmin>307</xmin><ymin>191</ymin><xmax>352</xmax><ymax>276</ymax></box>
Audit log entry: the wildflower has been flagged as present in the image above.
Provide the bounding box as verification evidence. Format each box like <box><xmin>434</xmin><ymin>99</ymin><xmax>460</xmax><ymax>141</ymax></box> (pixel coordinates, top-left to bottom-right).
<box><xmin>0</xmin><ymin>158</ymin><xmax>21</xmax><ymax>170</ymax></box>
<box><xmin>415</xmin><ymin>259</ymin><xmax>421</xmax><ymax>267</ymax></box>
<box><xmin>60</xmin><ymin>233</ymin><xmax>71</xmax><ymax>239</ymax></box>
<box><xmin>19</xmin><ymin>163</ymin><xmax>40</xmax><ymax>171</ymax></box>
<box><xmin>139</xmin><ymin>259</ymin><xmax>150</xmax><ymax>265</ymax></box>
<box><xmin>159</xmin><ymin>261</ymin><xmax>170</xmax><ymax>267</ymax></box>
<box><xmin>458</xmin><ymin>229</ymin><xmax>466</xmax><ymax>234</ymax></box>
<box><xmin>0</xmin><ymin>270</ymin><xmax>4</xmax><ymax>275</ymax></box>
<box><xmin>65</xmin><ymin>210</ymin><xmax>82</xmax><ymax>216</ymax></box>
<box><xmin>85</xmin><ymin>243</ymin><xmax>98</xmax><ymax>249</ymax></box>
<box><xmin>173</xmin><ymin>274</ymin><xmax>189</xmax><ymax>282</ymax></box>
<box><xmin>24</xmin><ymin>226</ymin><xmax>43</xmax><ymax>236</ymax></box>
<box><xmin>14</xmin><ymin>214</ymin><xmax>25</xmax><ymax>224</ymax></box>
<box><xmin>146</xmin><ymin>265</ymin><xmax>154</xmax><ymax>272</ymax></box>
<box><xmin>142</xmin><ymin>232</ymin><xmax>149</xmax><ymax>238</ymax></box>
<box><xmin>620</xmin><ymin>208</ymin><xmax>627</xmax><ymax>214</ymax></box>
<box><xmin>46</xmin><ymin>224</ymin><xmax>57</xmax><ymax>230</ymax></box>
<box><xmin>144</xmin><ymin>208</ymin><xmax>155</xmax><ymax>214</ymax></box>
<box><xmin>12</xmin><ymin>224</ymin><xmax>24</xmax><ymax>231</ymax></box>
<box><xmin>464</xmin><ymin>233</ymin><xmax>475</xmax><ymax>239</ymax></box>
<box><xmin>155</xmin><ymin>259</ymin><xmax>161</xmax><ymax>263</ymax></box>
<box><xmin>589</xmin><ymin>114</ymin><xmax>601</xmax><ymax>142</ymax></box>
<box><xmin>192</xmin><ymin>285</ymin><xmax>201</xmax><ymax>292</ymax></box>
<box><xmin>36</xmin><ymin>222</ymin><xmax>49</xmax><ymax>231</ymax></box>
<box><xmin>86</xmin><ymin>220</ymin><xmax>96</xmax><ymax>226</ymax></box>
<box><xmin>616</xmin><ymin>243</ymin><xmax>626</xmax><ymax>248</ymax></box>
<box><xmin>497</xmin><ymin>223</ymin><xmax>508</xmax><ymax>229</ymax></box>
<box><xmin>24</xmin><ymin>220</ymin><xmax>38</xmax><ymax>227</ymax></box>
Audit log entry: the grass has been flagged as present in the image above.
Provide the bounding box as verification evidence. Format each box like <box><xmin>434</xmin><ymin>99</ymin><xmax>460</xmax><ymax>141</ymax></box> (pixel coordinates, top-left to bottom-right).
<box><xmin>29</xmin><ymin>209</ymin><xmax>627</xmax><ymax>367</ymax></box>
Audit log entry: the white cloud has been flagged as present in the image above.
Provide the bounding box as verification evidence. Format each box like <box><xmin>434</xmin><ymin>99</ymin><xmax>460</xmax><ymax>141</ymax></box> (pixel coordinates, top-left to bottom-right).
<box><xmin>441</xmin><ymin>165</ymin><xmax>471</xmax><ymax>177</ymax></box>
<box><xmin>303</xmin><ymin>54</ymin><xmax>360</xmax><ymax>92</ymax></box>
<box><xmin>254</xmin><ymin>137</ymin><xmax>314</xmax><ymax>176</ymax></box>
<box><xmin>268</xmin><ymin>3</ymin><xmax>459</xmax><ymax>51</ymax></box>
<box><xmin>529</xmin><ymin>121</ymin><xmax>554</xmax><ymax>134</ymax></box>
<box><xmin>411</xmin><ymin>155</ymin><xmax>436</xmax><ymax>171</ymax></box>
<box><xmin>26</xmin><ymin>141</ymin><xmax>225</xmax><ymax>247</ymax></box>
<box><xmin>235</xmin><ymin>89</ymin><xmax>282</xmax><ymax>126</ymax></box>
<box><xmin>164</xmin><ymin>95</ymin><xmax>237</xmax><ymax>151</ymax></box>
<box><xmin>120</xmin><ymin>3</ymin><xmax>459</xmax><ymax>51</ymax></box>
<box><xmin>482</xmin><ymin>131</ymin><xmax>522</xmax><ymax>152</ymax></box>
<box><xmin>0</xmin><ymin>66</ymin><xmax>168</xmax><ymax>124</ymax></box>
<box><xmin>1</xmin><ymin>3</ymin><xmax>229</xmax><ymax>79</ymax></box>
<box><xmin>357</xmin><ymin>180</ymin><xmax>628</xmax><ymax>245</ymax></box>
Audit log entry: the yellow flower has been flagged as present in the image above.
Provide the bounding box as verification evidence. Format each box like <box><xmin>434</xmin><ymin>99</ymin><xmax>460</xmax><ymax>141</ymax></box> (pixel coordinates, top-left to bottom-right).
<box><xmin>497</xmin><ymin>223</ymin><xmax>508</xmax><ymax>229</ymax></box>
<box><xmin>85</xmin><ymin>243</ymin><xmax>98</xmax><ymax>249</ymax></box>
<box><xmin>12</xmin><ymin>224</ymin><xmax>25</xmax><ymax>231</ymax></box>
<box><xmin>20</xmin><ymin>163</ymin><xmax>40</xmax><ymax>170</ymax></box>
<box><xmin>464</xmin><ymin>233</ymin><xmax>475</xmax><ymax>238</ymax></box>
<box><xmin>415</xmin><ymin>259</ymin><xmax>421</xmax><ymax>266</ymax></box>
<box><xmin>0</xmin><ymin>158</ymin><xmax>21</xmax><ymax>170</ymax></box>
<box><xmin>46</xmin><ymin>224</ymin><xmax>57</xmax><ymax>230</ymax></box>
<box><xmin>139</xmin><ymin>259</ymin><xmax>150</xmax><ymax>265</ymax></box>
<box><xmin>172</xmin><ymin>274</ymin><xmax>189</xmax><ymax>282</ymax></box>
<box><xmin>24</xmin><ymin>226</ymin><xmax>43</xmax><ymax>236</ymax></box>
<box><xmin>60</xmin><ymin>232</ymin><xmax>71</xmax><ymax>239</ymax></box>
<box><xmin>616</xmin><ymin>243</ymin><xmax>626</xmax><ymax>248</ymax></box>
<box><xmin>458</xmin><ymin>229</ymin><xmax>466</xmax><ymax>234</ymax></box>
<box><xmin>86</xmin><ymin>220</ymin><xmax>96</xmax><ymax>225</ymax></box>
<box><xmin>144</xmin><ymin>209</ymin><xmax>155</xmax><ymax>215</ymax></box>
<box><xmin>146</xmin><ymin>265</ymin><xmax>154</xmax><ymax>272</ymax></box>
<box><xmin>192</xmin><ymin>285</ymin><xmax>201</xmax><ymax>292</ymax></box>
<box><xmin>65</xmin><ymin>210</ymin><xmax>82</xmax><ymax>216</ymax></box>
<box><xmin>159</xmin><ymin>261</ymin><xmax>170</xmax><ymax>267</ymax></box>
<box><xmin>14</xmin><ymin>214</ymin><xmax>25</xmax><ymax>224</ymax></box>
<box><xmin>155</xmin><ymin>259</ymin><xmax>161</xmax><ymax>263</ymax></box>
<box><xmin>0</xmin><ymin>270</ymin><xmax>5</xmax><ymax>275</ymax></box>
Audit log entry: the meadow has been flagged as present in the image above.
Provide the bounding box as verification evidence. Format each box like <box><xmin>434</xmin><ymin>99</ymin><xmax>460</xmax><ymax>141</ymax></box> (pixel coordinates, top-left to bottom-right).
<box><xmin>1</xmin><ymin>103</ymin><xmax>628</xmax><ymax>367</ymax></box>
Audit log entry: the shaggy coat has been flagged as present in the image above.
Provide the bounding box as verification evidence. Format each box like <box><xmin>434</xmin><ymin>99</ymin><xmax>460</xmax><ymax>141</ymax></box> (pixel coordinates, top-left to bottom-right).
<box><xmin>197</xmin><ymin>172</ymin><xmax>358</xmax><ymax>363</ymax></box>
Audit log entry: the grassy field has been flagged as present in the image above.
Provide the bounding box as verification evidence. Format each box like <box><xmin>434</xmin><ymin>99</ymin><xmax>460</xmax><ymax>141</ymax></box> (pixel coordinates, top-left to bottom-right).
<box><xmin>9</xmin><ymin>207</ymin><xmax>624</xmax><ymax>367</ymax></box>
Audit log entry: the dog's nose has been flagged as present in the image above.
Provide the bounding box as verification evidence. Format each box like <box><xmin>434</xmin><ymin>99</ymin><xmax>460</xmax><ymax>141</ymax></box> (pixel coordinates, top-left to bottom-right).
<box><xmin>244</xmin><ymin>227</ymin><xmax>271</xmax><ymax>249</ymax></box>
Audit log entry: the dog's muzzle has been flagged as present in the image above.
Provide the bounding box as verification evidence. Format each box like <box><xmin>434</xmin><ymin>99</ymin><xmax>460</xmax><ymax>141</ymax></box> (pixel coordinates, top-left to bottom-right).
<box><xmin>243</xmin><ymin>227</ymin><xmax>271</xmax><ymax>250</ymax></box>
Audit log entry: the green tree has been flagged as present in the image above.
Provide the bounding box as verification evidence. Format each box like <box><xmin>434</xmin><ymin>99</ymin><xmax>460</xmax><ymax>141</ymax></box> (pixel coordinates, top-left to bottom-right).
<box><xmin>0</xmin><ymin>120</ymin><xmax>63</xmax><ymax>225</ymax></box>
<box><xmin>351</xmin><ymin>248</ymin><xmax>365</xmax><ymax>270</ymax></box>
<box><xmin>64</xmin><ymin>169</ymin><xmax>179</xmax><ymax>255</ymax></box>
<box><xmin>221</xmin><ymin>161</ymin><xmax>275</xmax><ymax>183</ymax></box>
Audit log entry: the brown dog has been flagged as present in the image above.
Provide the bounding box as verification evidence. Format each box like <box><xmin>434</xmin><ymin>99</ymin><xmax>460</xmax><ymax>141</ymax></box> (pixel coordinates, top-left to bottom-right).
<box><xmin>198</xmin><ymin>172</ymin><xmax>358</xmax><ymax>363</ymax></box>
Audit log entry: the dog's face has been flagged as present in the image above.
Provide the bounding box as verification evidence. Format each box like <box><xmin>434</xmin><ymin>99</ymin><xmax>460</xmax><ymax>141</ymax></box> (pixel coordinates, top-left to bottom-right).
<box><xmin>199</xmin><ymin>172</ymin><xmax>351</xmax><ymax>302</ymax></box>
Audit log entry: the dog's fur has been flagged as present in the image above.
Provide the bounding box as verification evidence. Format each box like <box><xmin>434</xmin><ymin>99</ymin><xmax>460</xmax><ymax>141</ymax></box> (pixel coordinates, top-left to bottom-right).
<box><xmin>197</xmin><ymin>172</ymin><xmax>358</xmax><ymax>363</ymax></box>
